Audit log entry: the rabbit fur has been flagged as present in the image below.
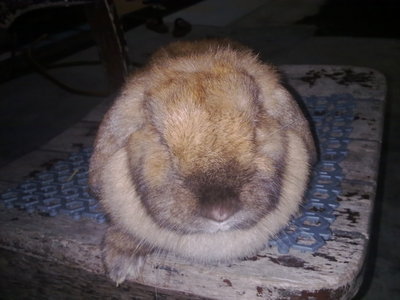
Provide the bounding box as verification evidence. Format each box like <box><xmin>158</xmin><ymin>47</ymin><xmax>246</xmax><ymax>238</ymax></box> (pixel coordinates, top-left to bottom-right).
<box><xmin>89</xmin><ymin>39</ymin><xmax>316</xmax><ymax>285</ymax></box>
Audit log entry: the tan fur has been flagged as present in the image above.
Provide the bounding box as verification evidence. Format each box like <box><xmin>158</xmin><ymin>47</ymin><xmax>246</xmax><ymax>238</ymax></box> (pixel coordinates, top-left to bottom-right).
<box><xmin>89</xmin><ymin>39</ymin><xmax>316</xmax><ymax>284</ymax></box>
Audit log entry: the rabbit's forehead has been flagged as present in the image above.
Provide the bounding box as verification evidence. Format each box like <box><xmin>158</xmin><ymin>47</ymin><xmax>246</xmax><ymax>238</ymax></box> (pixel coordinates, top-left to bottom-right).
<box><xmin>162</xmin><ymin>109</ymin><xmax>256</xmax><ymax>177</ymax></box>
<box><xmin>142</xmin><ymin>62</ymin><xmax>263</xmax><ymax>176</ymax></box>
<box><xmin>145</xmin><ymin>78</ymin><xmax>259</xmax><ymax>146</ymax></box>
<box><xmin>147</xmin><ymin>61</ymin><xmax>259</xmax><ymax>112</ymax></box>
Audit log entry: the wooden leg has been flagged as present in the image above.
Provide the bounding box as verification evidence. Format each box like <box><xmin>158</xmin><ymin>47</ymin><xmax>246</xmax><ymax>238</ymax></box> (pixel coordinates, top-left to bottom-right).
<box><xmin>85</xmin><ymin>0</ymin><xmax>130</xmax><ymax>91</ymax></box>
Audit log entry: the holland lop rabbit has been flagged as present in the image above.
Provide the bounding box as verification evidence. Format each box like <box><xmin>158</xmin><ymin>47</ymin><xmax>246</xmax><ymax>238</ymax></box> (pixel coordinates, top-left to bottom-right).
<box><xmin>89</xmin><ymin>39</ymin><xmax>316</xmax><ymax>285</ymax></box>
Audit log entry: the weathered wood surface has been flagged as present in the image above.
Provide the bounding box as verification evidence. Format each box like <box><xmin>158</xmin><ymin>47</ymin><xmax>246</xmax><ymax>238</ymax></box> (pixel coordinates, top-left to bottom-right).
<box><xmin>0</xmin><ymin>66</ymin><xmax>386</xmax><ymax>299</ymax></box>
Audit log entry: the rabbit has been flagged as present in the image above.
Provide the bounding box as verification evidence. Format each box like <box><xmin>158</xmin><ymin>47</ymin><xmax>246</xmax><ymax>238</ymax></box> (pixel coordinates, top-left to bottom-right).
<box><xmin>89</xmin><ymin>39</ymin><xmax>317</xmax><ymax>285</ymax></box>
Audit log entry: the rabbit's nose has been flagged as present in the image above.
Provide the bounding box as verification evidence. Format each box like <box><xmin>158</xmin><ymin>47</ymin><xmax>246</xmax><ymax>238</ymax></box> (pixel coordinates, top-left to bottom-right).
<box><xmin>206</xmin><ymin>205</ymin><xmax>235</xmax><ymax>222</ymax></box>
<box><xmin>198</xmin><ymin>184</ymin><xmax>241</xmax><ymax>222</ymax></box>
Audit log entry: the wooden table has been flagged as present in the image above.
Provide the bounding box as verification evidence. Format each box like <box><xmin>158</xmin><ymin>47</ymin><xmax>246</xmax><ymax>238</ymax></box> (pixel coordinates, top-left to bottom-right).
<box><xmin>0</xmin><ymin>65</ymin><xmax>386</xmax><ymax>299</ymax></box>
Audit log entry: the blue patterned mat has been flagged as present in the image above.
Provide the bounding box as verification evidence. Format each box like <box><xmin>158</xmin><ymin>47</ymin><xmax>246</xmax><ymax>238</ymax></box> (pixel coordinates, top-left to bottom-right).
<box><xmin>269</xmin><ymin>94</ymin><xmax>354</xmax><ymax>253</ymax></box>
<box><xmin>0</xmin><ymin>94</ymin><xmax>361</xmax><ymax>253</ymax></box>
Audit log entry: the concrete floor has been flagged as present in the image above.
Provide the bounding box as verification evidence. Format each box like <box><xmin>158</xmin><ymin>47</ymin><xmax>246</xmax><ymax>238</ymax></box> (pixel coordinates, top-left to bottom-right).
<box><xmin>0</xmin><ymin>0</ymin><xmax>399</xmax><ymax>298</ymax></box>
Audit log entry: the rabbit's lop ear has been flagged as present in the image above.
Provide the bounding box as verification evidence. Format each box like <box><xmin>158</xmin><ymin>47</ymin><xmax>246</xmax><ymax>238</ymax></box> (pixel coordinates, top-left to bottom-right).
<box><xmin>252</xmin><ymin>68</ymin><xmax>317</xmax><ymax>165</ymax></box>
<box><xmin>126</xmin><ymin>124</ymin><xmax>173</xmax><ymax>196</ymax></box>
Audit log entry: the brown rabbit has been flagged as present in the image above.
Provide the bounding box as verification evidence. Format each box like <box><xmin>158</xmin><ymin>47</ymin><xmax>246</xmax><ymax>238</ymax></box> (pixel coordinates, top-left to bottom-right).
<box><xmin>89</xmin><ymin>39</ymin><xmax>316</xmax><ymax>285</ymax></box>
